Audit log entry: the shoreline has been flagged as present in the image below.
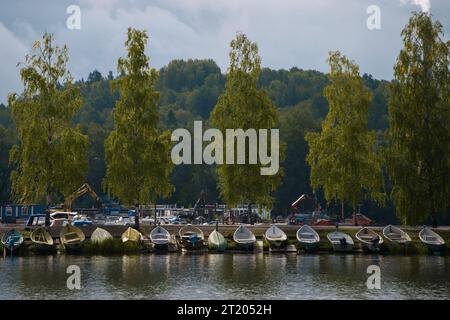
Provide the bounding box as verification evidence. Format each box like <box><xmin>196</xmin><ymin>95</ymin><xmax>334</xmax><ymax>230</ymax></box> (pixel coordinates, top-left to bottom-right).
<box><xmin>1</xmin><ymin>224</ymin><xmax>449</xmax><ymax>256</ymax></box>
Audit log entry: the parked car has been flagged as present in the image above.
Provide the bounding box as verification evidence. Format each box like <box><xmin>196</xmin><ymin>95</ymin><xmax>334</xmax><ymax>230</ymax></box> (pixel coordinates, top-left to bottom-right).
<box><xmin>50</xmin><ymin>212</ymin><xmax>77</xmax><ymax>221</ymax></box>
<box><xmin>72</xmin><ymin>217</ymin><xmax>93</xmax><ymax>226</ymax></box>
<box><xmin>25</xmin><ymin>214</ymin><xmax>47</xmax><ymax>227</ymax></box>
<box><xmin>50</xmin><ymin>219</ymin><xmax>70</xmax><ymax>227</ymax></box>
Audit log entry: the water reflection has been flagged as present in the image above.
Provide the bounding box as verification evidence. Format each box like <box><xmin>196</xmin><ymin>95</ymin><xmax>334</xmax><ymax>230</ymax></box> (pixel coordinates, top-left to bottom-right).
<box><xmin>1</xmin><ymin>254</ymin><xmax>449</xmax><ymax>299</ymax></box>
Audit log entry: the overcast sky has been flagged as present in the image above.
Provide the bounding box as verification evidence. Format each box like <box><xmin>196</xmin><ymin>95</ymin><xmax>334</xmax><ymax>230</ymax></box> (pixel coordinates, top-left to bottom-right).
<box><xmin>0</xmin><ymin>0</ymin><xmax>448</xmax><ymax>104</ymax></box>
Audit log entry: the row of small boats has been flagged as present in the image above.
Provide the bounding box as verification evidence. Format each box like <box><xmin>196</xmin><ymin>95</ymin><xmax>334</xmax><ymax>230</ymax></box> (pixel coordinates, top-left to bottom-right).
<box><xmin>294</xmin><ymin>224</ymin><xmax>445</xmax><ymax>253</ymax></box>
<box><xmin>0</xmin><ymin>225</ymin><xmax>141</xmax><ymax>254</ymax></box>
<box><xmin>178</xmin><ymin>224</ymin><xmax>255</xmax><ymax>251</ymax></box>
<box><xmin>1</xmin><ymin>224</ymin><xmax>446</xmax><ymax>254</ymax></box>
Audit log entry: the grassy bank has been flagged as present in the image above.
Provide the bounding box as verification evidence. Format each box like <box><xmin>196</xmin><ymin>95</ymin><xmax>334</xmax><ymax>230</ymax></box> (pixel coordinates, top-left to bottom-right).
<box><xmin>75</xmin><ymin>238</ymin><xmax>143</xmax><ymax>255</ymax></box>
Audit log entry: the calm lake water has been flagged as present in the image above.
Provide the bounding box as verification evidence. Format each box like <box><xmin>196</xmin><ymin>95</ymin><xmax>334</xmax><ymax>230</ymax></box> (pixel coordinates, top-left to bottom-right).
<box><xmin>0</xmin><ymin>254</ymin><xmax>449</xmax><ymax>300</ymax></box>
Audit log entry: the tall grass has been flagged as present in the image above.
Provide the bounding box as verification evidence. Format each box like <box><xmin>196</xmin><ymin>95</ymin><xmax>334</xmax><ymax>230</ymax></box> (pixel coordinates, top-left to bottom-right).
<box><xmin>81</xmin><ymin>238</ymin><xmax>142</xmax><ymax>254</ymax></box>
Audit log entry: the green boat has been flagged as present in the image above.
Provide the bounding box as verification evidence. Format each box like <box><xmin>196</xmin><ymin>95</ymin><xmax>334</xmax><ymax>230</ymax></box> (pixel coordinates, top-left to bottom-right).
<box><xmin>208</xmin><ymin>229</ymin><xmax>227</xmax><ymax>252</ymax></box>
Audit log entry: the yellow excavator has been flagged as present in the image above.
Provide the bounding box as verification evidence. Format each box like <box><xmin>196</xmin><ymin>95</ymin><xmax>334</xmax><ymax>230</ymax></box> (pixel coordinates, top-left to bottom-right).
<box><xmin>63</xmin><ymin>183</ymin><xmax>102</xmax><ymax>211</ymax></box>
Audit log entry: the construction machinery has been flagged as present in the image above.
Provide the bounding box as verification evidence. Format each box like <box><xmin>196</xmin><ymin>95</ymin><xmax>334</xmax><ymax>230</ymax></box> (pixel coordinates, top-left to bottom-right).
<box><xmin>288</xmin><ymin>193</ymin><xmax>331</xmax><ymax>225</ymax></box>
<box><xmin>63</xmin><ymin>183</ymin><xmax>102</xmax><ymax>211</ymax></box>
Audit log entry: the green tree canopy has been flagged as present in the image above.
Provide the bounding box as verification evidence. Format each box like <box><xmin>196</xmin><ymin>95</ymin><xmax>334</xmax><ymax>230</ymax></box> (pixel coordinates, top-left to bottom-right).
<box><xmin>8</xmin><ymin>33</ymin><xmax>88</xmax><ymax>205</ymax></box>
<box><xmin>104</xmin><ymin>28</ymin><xmax>174</xmax><ymax>209</ymax></box>
<box><xmin>386</xmin><ymin>12</ymin><xmax>450</xmax><ymax>225</ymax></box>
<box><xmin>306</xmin><ymin>51</ymin><xmax>384</xmax><ymax>212</ymax></box>
<box><xmin>211</xmin><ymin>33</ymin><xmax>283</xmax><ymax>210</ymax></box>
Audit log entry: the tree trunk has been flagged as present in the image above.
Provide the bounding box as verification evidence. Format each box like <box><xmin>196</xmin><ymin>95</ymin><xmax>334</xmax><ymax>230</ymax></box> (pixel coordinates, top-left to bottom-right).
<box><xmin>248</xmin><ymin>203</ymin><xmax>253</xmax><ymax>225</ymax></box>
<box><xmin>45</xmin><ymin>195</ymin><xmax>50</xmax><ymax>227</ymax></box>
<box><xmin>134</xmin><ymin>203</ymin><xmax>140</xmax><ymax>231</ymax></box>
<box><xmin>45</xmin><ymin>205</ymin><xmax>50</xmax><ymax>227</ymax></box>
<box><xmin>432</xmin><ymin>213</ymin><xmax>437</xmax><ymax>228</ymax></box>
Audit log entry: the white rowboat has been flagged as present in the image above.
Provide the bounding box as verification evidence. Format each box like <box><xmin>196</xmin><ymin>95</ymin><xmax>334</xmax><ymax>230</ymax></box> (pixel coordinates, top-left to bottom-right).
<box><xmin>233</xmin><ymin>225</ymin><xmax>256</xmax><ymax>250</ymax></box>
<box><xmin>382</xmin><ymin>225</ymin><xmax>411</xmax><ymax>245</ymax></box>
<box><xmin>296</xmin><ymin>225</ymin><xmax>320</xmax><ymax>251</ymax></box>
<box><xmin>91</xmin><ymin>227</ymin><xmax>113</xmax><ymax>243</ymax></box>
<box><xmin>327</xmin><ymin>231</ymin><xmax>354</xmax><ymax>252</ymax></box>
<box><xmin>264</xmin><ymin>225</ymin><xmax>287</xmax><ymax>249</ymax></box>
<box><xmin>419</xmin><ymin>227</ymin><xmax>445</xmax><ymax>253</ymax></box>
<box><xmin>356</xmin><ymin>227</ymin><xmax>383</xmax><ymax>252</ymax></box>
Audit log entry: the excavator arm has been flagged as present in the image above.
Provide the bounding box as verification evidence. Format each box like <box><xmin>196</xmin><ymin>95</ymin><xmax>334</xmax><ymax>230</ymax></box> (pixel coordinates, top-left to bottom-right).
<box><xmin>64</xmin><ymin>183</ymin><xmax>101</xmax><ymax>210</ymax></box>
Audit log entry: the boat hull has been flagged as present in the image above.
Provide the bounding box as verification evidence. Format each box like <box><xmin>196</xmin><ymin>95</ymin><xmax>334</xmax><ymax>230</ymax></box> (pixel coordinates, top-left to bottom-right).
<box><xmin>64</xmin><ymin>242</ymin><xmax>84</xmax><ymax>252</ymax></box>
<box><xmin>209</xmin><ymin>242</ymin><xmax>227</xmax><ymax>252</ymax></box>
<box><xmin>91</xmin><ymin>228</ymin><xmax>113</xmax><ymax>244</ymax></box>
<box><xmin>1</xmin><ymin>230</ymin><xmax>24</xmax><ymax>254</ymax></box>
<box><xmin>383</xmin><ymin>225</ymin><xmax>411</xmax><ymax>246</ymax></box>
<box><xmin>389</xmin><ymin>239</ymin><xmax>411</xmax><ymax>246</ymax></box>
<box><xmin>179</xmin><ymin>239</ymin><xmax>205</xmax><ymax>251</ymax></box>
<box><xmin>331</xmin><ymin>243</ymin><xmax>354</xmax><ymax>252</ymax></box>
<box><xmin>233</xmin><ymin>225</ymin><xmax>256</xmax><ymax>251</ymax></box>
<box><xmin>30</xmin><ymin>227</ymin><xmax>55</xmax><ymax>253</ymax></box>
<box><xmin>153</xmin><ymin>242</ymin><xmax>169</xmax><ymax>251</ymax></box>
<box><xmin>235</xmin><ymin>241</ymin><xmax>255</xmax><ymax>251</ymax></box>
<box><xmin>296</xmin><ymin>225</ymin><xmax>320</xmax><ymax>252</ymax></box>
<box><xmin>208</xmin><ymin>231</ymin><xmax>227</xmax><ymax>252</ymax></box>
<box><xmin>2</xmin><ymin>244</ymin><xmax>22</xmax><ymax>253</ymax></box>
<box><xmin>60</xmin><ymin>224</ymin><xmax>85</xmax><ymax>253</ymax></box>
<box><xmin>327</xmin><ymin>232</ymin><xmax>354</xmax><ymax>252</ymax></box>
<box><xmin>121</xmin><ymin>227</ymin><xmax>142</xmax><ymax>244</ymax></box>
<box><xmin>300</xmin><ymin>241</ymin><xmax>319</xmax><ymax>252</ymax></box>
<box><xmin>265</xmin><ymin>226</ymin><xmax>287</xmax><ymax>249</ymax></box>
<box><xmin>33</xmin><ymin>243</ymin><xmax>56</xmax><ymax>253</ymax></box>
<box><xmin>356</xmin><ymin>228</ymin><xmax>383</xmax><ymax>253</ymax></box>
<box><xmin>361</xmin><ymin>242</ymin><xmax>381</xmax><ymax>253</ymax></box>
<box><xmin>267</xmin><ymin>239</ymin><xmax>287</xmax><ymax>249</ymax></box>
<box><xmin>426</xmin><ymin>243</ymin><xmax>445</xmax><ymax>254</ymax></box>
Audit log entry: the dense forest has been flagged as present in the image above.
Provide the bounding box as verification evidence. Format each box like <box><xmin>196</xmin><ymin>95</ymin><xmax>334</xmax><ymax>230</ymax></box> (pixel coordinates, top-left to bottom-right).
<box><xmin>0</xmin><ymin>59</ymin><xmax>394</xmax><ymax>221</ymax></box>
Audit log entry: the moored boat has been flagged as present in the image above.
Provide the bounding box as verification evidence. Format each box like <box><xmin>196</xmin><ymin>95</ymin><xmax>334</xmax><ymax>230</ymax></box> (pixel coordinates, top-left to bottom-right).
<box><xmin>264</xmin><ymin>225</ymin><xmax>287</xmax><ymax>249</ymax></box>
<box><xmin>233</xmin><ymin>225</ymin><xmax>256</xmax><ymax>250</ymax></box>
<box><xmin>179</xmin><ymin>224</ymin><xmax>205</xmax><ymax>251</ymax></box>
<box><xmin>121</xmin><ymin>227</ymin><xmax>143</xmax><ymax>243</ymax></box>
<box><xmin>60</xmin><ymin>224</ymin><xmax>85</xmax><ymax>251</ymax></box>
<box><xmin>208</xmin><ymin>229</ymin><xmax>227</xmax><ymax>252</ymax></box>
<box><xmin>30</xmin><ymin>227</ymin><xmax>54</xmax><ymax>252</ymax></box>
<box><xmin>90</xmin><ymin>227</ymin><xmax>113</xmax><ymax>243</ymax></box>
<box><xmin>1</xmin><ymin>229</ymin><xmax>24</xmax><ymax>253</ymax></box>
<box><xmin>383</xmin><ymin>225</ymin><xmax>411</xmax><ymax>245</ymax></box>
<box><xmin>356</xmin><ymin>227</ymin><xmax>383</xmax><ymax>252</ymax></box>
<box><xmin>150</xmin><ymin>225</ymin><xmax>171</xmax><ymax>250</ymax></box>
<box><xmin>327</xmin><ymin>231</ymin><xmax>354</xmax><ymax>252</ymax></box>
<box><xmin>419</xmin><ymin>226</ymin><xmax>445</xmax><ymax>253</ymax></box>
<box><xmin>296</xmin><ymin>225</ymin><xmax>320</xmax><ymax>251</ymax></box>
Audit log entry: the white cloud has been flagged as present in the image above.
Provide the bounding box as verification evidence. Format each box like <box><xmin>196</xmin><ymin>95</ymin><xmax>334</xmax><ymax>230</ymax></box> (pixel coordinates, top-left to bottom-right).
<box><xmin>0</xmin><ymin>0</ymin><xmax>448</xmax><ymax>104</ymax></box>
<box><xmin>401</xmin><ymin>0</ymin><xmax>431</xmax><ymax>13</ymax></box>
<box><xmin>0</xmin><ymin>22</ymin><xmax>28</xmax><ymax>104</ymax></box>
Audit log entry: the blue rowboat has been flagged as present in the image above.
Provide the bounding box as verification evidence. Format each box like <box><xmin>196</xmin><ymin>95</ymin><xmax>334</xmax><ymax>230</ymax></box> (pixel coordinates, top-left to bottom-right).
<box><xmin>1</xmin><ymin>229</ymin><xmax>24</xmax><ymax>253</ymax></box>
